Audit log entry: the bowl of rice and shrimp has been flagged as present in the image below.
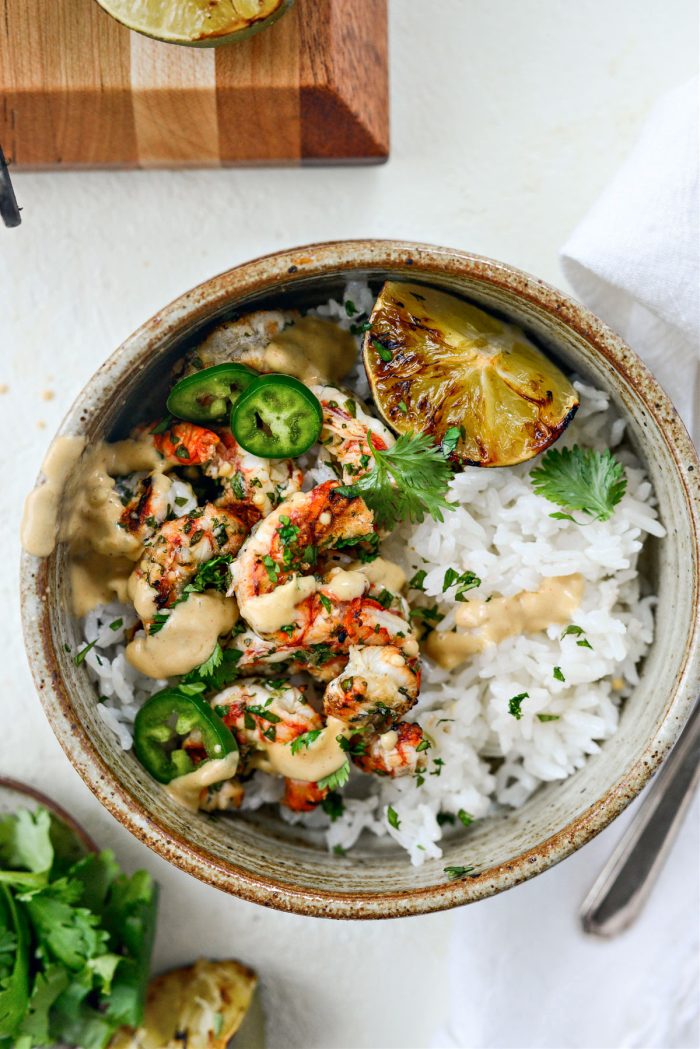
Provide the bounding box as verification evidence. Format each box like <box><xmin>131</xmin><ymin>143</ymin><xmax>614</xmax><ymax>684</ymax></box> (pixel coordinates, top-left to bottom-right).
<box><xmin>20</xmin><ymin>241</ymin><xmax>700</xmax><ymax>919</ymax></box>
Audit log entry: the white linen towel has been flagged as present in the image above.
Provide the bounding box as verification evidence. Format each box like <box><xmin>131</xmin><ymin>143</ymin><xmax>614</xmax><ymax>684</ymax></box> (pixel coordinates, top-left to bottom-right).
<box><xmin>433</xmin><ymin>78</ymin><xmax>700</xmax><ymax>1049</ymax></box>
<box><xmin>562</xmin><ymin>77</ymin><xmax>699</xmax><ymax>442</ymax></box>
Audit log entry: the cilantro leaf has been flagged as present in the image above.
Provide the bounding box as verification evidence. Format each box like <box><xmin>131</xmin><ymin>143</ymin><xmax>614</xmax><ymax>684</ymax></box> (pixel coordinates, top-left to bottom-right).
<box><xmin>317</xmin><ymin>760</ymin><xmax>350</xmax><ymax>792</ymax></box>
<box><xmin>508</xmin><ymin>692</ymin><xmax>529</xmax><ymax>720</ymax></box>
<box><xmin>387</xmin><ymin>805</ymin><xmax>401</xmax><ymax>830</ymax></box>
<box><xmin>444</xmin><ymin>865</ymin><xmax>476</xmax><ymax>881</ymax></box>
<box><xmin>321</xmin><ymin>793</ymin><xmax>344</xmax><ymax>822</ymax></box>
<box><xmin>0</xmin><ymin>809</ymin><xmax>53</xmax><ymax>879</ymax></box>
<box><xmin>289</xmin><ymin>730</ymin><xmax>323</xmax><ymax>755</ymax></box>
<box><xmin>530</xmin><ymin>445</ymin><xmax>627</xmax><ymax>522</ymax></box>
<box><xmin>337</xmin><ymin>432</ymin><xmax>455</xmax><ymax>530</ymax></box>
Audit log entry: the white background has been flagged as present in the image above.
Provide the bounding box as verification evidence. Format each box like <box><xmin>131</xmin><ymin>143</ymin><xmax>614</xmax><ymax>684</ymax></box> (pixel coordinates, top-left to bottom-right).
<box><xmin>1</xmin><ymin>2</ymin><xmax>698</xmax><ymax>1047</ymax></box>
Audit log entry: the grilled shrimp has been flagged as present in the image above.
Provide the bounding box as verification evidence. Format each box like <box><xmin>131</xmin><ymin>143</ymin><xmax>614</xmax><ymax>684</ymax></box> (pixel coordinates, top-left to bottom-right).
<box><xmin>151</xmin><ymin>421</ymin><xmax>221</xmax><ymax>467</ymax></box>
<box><xmin>117</xmin><ymin>471</ymin><xmax>172</xmax><ymax>547</ymax></box>
<box><xmin>311</xmin><ymin>385</ymin><xmax>394</xmax><ymax>484</ymax></box>
<box><xmin>230</xmin><ymin>575</ymin><xmax>418</xmax><ymax>681</ymax></box>
<box><xmin>130</xmin><ymin>503</ymin><xmax>247</xmax><ymax>615</ymax></box>
<box><xmin>208</xmin><ymin>428</ymin><xmax>303</xmax><ymax>524</ymax></box>
<box><xmin>282</xmin><ymin>779</ymin><xmax>328</xmax><ymax>812</ymax></box>
<box><xmin>211</xmin><ymin>680</ymin><xmax>331</xmax><ymax>813</ymax></box>
<box><xmin>353</xmin><ymin>722</ymin><xmax>430</xmax><ymax>778</ymax></box>
<box><xmin>148</xmin><ymin>420</ymin><xmax>302</xmax><ymax>524</ymax></box>
<box><xmin>323</xmin><ymin>645</ymin><xmax>421</xmax><ymax>727</ymax></box>
<box><xmin>230</xmin><ymin>480</ymin><xmax>377</xmax><ymax>635</ymax></box>
<box><xmin>212</xmin><ymin>679</ymin><xmax>322</xmax><ymax>753</ymax></box>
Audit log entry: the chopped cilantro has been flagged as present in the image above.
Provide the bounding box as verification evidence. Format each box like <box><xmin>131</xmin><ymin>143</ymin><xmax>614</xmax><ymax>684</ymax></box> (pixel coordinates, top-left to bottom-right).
<box><xmin>73</xmin><ymin>640</ymin><xmax>97</xmax><ymax>665</ymax></box>
<box><xmin>289</xmin><ymin>730</ymin><xmax>323</xmax><ymax>755</ymax></box>
<box><xmin>444</xmin><ymin>865</ymin><xmax>476</xmax><ymax>881</ymax></box>
<box><xmin>387</xmin><ymin>805</ymin><xmax>401</xmax><ymax>830</ymax></box>
<box><xmin>317</xmin><ymin>760</ymin><xmax>350</xmax><ymax>792</ymax></box>
<box><xmin>508</xmin><ymin>692</ymin><xmax>529</xmax><ymax>719</ymax></box>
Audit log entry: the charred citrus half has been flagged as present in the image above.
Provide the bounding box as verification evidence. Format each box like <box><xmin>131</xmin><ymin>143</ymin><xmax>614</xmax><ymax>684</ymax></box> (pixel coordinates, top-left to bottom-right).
<box><xmin>94</xmin><ymin>0</ymin><xmax>292</xmax><ymax>47</ymax></box>
<box><xmin>364</xmin><ymin>282</ymin><xmax>579</xmax><ymax>468</ymax></box>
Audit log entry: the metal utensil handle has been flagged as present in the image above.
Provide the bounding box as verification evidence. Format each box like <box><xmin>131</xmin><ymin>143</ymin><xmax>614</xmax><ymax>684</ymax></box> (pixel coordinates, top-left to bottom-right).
<box><xmin>580</xmin><ymin>702</ymin><xmax>700</xmax><ymax>937</ymax></box>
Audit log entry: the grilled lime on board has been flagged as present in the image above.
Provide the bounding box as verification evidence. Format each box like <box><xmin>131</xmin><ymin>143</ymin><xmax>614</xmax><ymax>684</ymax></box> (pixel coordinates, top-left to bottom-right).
<box><xmin>94</xmin><ymin>0</ymin><xmax>293</xmax><ymax>47</ymax></box>
<box><xmin>364</xmin><ymin>281</ymin><xmax>579</xmax><ymax>468</ymax></box>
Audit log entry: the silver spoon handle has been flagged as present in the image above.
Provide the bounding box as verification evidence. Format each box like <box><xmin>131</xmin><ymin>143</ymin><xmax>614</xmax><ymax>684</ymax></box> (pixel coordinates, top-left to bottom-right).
<box><xmin>580</xmin><ymin>702</ymin><xmax>700</xmax><ymax>937</ymax></box>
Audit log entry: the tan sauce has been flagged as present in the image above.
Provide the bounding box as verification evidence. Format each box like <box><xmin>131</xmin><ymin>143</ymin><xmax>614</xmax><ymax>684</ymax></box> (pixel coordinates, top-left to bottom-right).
<box><xmin>240</xmin><ymin>575</ymin><xmax>317</xmax><ymax>636</ymax></box>
<box><xmin>126</xmin><ymin>592</ymin><xmax>238</xmax><ymax>678</ymax></box>
<box><xmin>127</xmin><ymin>571</ymin><xmax>159</xmax><ymax>622</ymax></box>
<box><xmin>425</xmin><ymin>574</ymin><xmax>585</xmax><ymax>671</ymax></box>
<box><xmin>70</xmin><ymin>551</ymin><xmax>133</xmax><ymax>617</ymax></box>
<box><xmin>254</xmin><ymin>716</ymin><xmax>350</xmax><ymax>782</ymax></box>
<box><xmin>351</xmin><ymin>556</ymin><xmax>407</xmax><ymax>594</ymax></box>
<box><xmin>166</xmin><ymin>751</ymin><xmax>240</xmax><ymax>813</ymax></box>
<box><xmin>263</xmin><ymin>316</ymin><xmax>357</xmax><ymax>385</ymax></box>
<box><xmin>323</xmin><ymin>567</ymin><xmax>368</xmax><ymax>602</ymax></box>
<box><xmin>21</xmin><ymin>436</ymin><xmax>86</xmax><ymax>556</ymax></box>
<box><xmin>62</xmin><ymin>437</ymin><xmax>162</xmax><ymax>562</ymax></box>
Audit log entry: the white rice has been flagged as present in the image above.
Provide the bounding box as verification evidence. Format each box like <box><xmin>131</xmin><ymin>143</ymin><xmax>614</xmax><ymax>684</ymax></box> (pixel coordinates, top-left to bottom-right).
<box><xmin>80</xmin><ymin>284</ymin><xmax>664</xmax><ymax>865</ymax></box>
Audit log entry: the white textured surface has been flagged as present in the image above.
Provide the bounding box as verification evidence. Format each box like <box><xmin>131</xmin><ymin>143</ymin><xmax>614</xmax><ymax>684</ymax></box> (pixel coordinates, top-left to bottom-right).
<box><xmin>1</xmin><ymin>2</ymin><xmax>698</xmax><ymax>1047</ymax></box>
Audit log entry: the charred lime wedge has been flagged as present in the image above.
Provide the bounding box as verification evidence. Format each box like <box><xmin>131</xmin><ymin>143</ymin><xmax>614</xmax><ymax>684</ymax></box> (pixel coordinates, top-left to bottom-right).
<box><xmin>94</xmin><ymin>0</ymin><xmax>292</xmax><ymax>47</ymax></box>
<box><xmin>364</xmin><ymin>282</ymin><xmax>579</xmax><ymax>468</ymax></box>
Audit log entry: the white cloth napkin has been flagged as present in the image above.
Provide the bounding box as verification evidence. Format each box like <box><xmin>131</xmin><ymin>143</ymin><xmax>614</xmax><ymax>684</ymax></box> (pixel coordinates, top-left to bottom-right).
<box><xmin>433</xmin><ymin>79</ymin><xmax>700</xmax><ymax>1049</ymax></box>
<box><xmin>562</xmin><ymin>77</ymin><xmax>699</xmax><ymax>442</ymax></box>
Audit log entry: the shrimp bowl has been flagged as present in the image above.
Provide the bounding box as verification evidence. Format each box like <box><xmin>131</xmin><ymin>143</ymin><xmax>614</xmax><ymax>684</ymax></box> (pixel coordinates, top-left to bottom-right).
<box><xmin>20</xmin><ymin>241</ymin><xmax>700</xmax><ymax>918</ymax></box>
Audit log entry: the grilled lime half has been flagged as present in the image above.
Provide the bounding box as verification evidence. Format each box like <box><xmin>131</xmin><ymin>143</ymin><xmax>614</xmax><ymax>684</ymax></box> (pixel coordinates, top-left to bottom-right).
<box><xmin>95</xmin><ymin>0</ymin><xmax>293</xmax><ymax>47</ymax></box>
<box><xmin>364</xmin><ymin>281</ymin><xmax>579</xmax><ymax>468</ymax></box>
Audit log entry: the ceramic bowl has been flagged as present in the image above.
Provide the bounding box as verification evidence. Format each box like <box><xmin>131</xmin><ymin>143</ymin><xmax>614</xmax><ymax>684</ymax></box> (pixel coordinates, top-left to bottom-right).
<box><xmin>20</xmin><ymin>241</ymin><xmax>700</xmax><ymax>918</ymax></box>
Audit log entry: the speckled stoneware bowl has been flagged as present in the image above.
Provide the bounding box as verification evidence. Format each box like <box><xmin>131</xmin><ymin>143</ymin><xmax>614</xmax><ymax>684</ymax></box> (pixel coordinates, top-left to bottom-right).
<box><xmin>20</xmin><ymin>241</ymin><xmax>700</xmax><ymax>919</ymax></box>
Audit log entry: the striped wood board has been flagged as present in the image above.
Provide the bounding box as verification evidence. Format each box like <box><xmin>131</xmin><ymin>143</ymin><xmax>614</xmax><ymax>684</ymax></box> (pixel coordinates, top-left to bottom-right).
<box><xmin>0</xmin><ymin>0</ymin><xmax>388</xmax><ymax>169</ymax></box>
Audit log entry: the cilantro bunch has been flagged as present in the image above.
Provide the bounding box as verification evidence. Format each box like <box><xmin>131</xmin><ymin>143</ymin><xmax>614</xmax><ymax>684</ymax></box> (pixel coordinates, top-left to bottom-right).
<box><xmin>0</xmin><ymin>807</ymin><xmax>157</xmax><ymax>1049</ymax></box>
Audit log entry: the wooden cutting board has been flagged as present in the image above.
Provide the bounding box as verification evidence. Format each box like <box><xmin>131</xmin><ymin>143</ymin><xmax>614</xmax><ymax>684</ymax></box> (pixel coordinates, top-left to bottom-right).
<box><xmin>0</xmin><ymin>0</ymin><xmax>388</xmax><ymax>169</ymax></box>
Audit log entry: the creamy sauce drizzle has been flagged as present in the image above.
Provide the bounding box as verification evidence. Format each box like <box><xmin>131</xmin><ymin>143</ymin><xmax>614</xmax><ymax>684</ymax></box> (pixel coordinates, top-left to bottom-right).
<box><xmin>21</xmin><ymin>436</ymin><xmax>86</xmax><ymax>556</ymax></box>
<box><xmin>62</xmin><ymin>437</ymin><xmax>161</xmax><ymax>563</ymax></box>
<box><xmin>264</xmin><ymin>316</ymin><xmax>357</xmax><ymax>385</ymax></box>
<box><xmin>70</xmin><ymin>551</ymin><xmax>133</xmax><ymax>617</ymax></box>
<box><xmin>425</xmin><ymin>574</ymin><xmax>585</xmax><ymax>670</ymax></box>
<box><xmin>350</xmin><ymin>556</ymin><xmax>407</xmax><ymax>594</ymax></box>
<box><xmin>253</xmin><ymin>716</ymin><xmax>349</xmax><ymax>782</ymax></box>
<box><xmin>126</xmin><ymin>592</ymin><xmax>238</xmax><ymax>678</ymax></box>
<box><xmin>241</xmin><ymin>576</ymin><xmax>317</xmax><ymax>636</ymax></box>
<box><xmin>22</xmin><ymin>432</ymin><xmax>168</xmax><ymax>616</ymax></box>
<box><xmin>166</xmin><ymin>751</ymin><xmax>240</xmax><ymax>812</ymax></box>
<box><xmin>323</xmin><ymin>568</ymin><xmax>368</xmax><ymax>602</ymax></box>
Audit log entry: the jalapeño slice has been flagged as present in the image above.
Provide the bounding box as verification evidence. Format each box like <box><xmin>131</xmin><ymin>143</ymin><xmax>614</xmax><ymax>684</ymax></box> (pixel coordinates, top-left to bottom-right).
<box><xmin>167</xmin><ymin>363</ymin><xmax>257</xmax><ymax>423</ymax></box>
<box><xmin>133</xmin><ymin>689</ymin><xmax>237</xmax><ymax>784</ymax></box>
<box><xmin>231</xmin><ymin>374</ymin><xmax>323</xmax><ymax>458</ymax></box>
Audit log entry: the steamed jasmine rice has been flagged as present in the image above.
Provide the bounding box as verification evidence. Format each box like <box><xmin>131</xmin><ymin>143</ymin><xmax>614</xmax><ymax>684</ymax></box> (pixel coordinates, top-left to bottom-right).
<box><xmin>77</xmin><ymin>282</ymin><xmax>664</xmax><ymax>865</ymax></box>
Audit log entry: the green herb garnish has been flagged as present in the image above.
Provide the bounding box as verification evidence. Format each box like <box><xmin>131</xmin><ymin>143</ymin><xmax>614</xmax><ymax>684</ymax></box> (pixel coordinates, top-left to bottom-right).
<box><xmin>289</xmin><ymin>730</ymin><xmax>323</xmax><ymax>755</ymax></box>
<box><xmin>387</xmin><ymin>806</ymin><xmax>401</xmax><ymax>830</ymax></box>
<box><xmin>73</xmin><ymin>640</ymin><xmax>97</xmax><ymax>665</ymax></box>
<box><xmin>317</xmin><ymin>761</ymin><xmax>350</xmax><ymax>792</ymax></box>
<box><xmin>444</xmin><ymin>865</ymin><xmax>476</xmax><ymax>881</ymax></box>
<box><xmin>148</xmin><ymin>612</ymin><xmax>170</xmax><ymax>636</ymax></box>
<box><xmin>442</xmin><ymin>567</ymin><xmax>481</xmax><ymax>600</ymax></box>
<box><xmin>337</xmin><ymin>432</ymin><xmax>455</xmax><ymax>530</ymax></box>
<box><xmin>508</xmin><ymin>692</ymin><xmax>529</xmax><ymax>719</ymax></box>
<box><xmin>553</xmin><ymin>666</ymin><xmax>565</xmax><ymax>682</ymax></box>
<box><xmin>530</xmin><ymin>445</ymin><xmax>627</xmax><ymax>522</ymax></box>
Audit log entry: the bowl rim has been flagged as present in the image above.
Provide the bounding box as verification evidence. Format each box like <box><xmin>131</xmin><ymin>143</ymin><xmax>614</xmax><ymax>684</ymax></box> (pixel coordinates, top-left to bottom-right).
<box><xmin>20</xmin><ymin>239</ymin><xmax>700</xmax><ymax>919</ymax></box>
